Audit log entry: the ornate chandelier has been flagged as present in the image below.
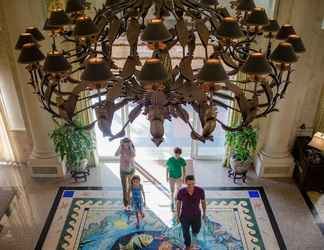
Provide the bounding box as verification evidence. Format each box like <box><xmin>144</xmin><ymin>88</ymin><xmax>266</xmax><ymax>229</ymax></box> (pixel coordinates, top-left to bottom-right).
<box><xmin>16</xmin><ymin>0</ymin><xmax>305</xmax><ymax>146</ymax></box>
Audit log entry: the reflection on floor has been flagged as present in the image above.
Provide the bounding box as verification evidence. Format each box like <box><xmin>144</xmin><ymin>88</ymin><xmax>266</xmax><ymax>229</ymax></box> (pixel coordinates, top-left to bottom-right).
<box><xmin>303</xmin><ymin>191</ymin><xmax>324</xmax><ymax>234</ymax></box>
<box><xmin>0</xmin><ymin>162</ymin><xmax>324</xmax><ymax>250</ymax></box>
<box><xmin>38</xmin><ymin>187</ymin><xmax>284</xmax><ymax>250</ymax></box>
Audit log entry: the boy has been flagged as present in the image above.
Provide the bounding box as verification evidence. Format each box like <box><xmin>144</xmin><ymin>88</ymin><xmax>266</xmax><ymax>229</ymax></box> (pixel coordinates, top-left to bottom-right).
<box><xmin>166</xmin><ymin>147</ymin><xmax>186</xmax><ymax>209</ymax></box>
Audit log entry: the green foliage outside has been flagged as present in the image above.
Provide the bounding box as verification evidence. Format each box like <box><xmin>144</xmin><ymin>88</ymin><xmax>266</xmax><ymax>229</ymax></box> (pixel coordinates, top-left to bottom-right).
<box><xmin>225</xmin><ymin>126</ymin><xmax>257</xmax><ymax>162</ymax></box>
<box><xmin>50</xmin><ymin>120</ymin><xmax>95</xmax><ymax>171</ymax></box>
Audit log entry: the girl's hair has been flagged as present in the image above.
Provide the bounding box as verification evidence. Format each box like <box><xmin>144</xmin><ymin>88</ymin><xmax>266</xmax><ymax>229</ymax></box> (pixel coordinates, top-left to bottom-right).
<box><xmin>131</xmin><ymin>175</ymin><xmax>141</xmax><ymax>185</ymax></box>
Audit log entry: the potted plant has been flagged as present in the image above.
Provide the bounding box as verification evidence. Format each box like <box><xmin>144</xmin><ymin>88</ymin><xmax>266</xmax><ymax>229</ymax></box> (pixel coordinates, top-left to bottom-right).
<box><xmin>50</xmin><ymin>120</ymin><xmax>95</xmax><ymax>181</ymax></box>
<box><xmin>225</xmin><ymin>126</ymin><xmax>257</xmax><ymax>182</ymax></box>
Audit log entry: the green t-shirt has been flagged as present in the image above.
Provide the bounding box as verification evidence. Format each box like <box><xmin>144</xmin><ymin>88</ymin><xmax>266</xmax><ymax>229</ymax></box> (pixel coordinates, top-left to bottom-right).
<box><xmin>166</xmin><ymin>157</ymin><xmax>186</xmax><ymax>179</ymax></box>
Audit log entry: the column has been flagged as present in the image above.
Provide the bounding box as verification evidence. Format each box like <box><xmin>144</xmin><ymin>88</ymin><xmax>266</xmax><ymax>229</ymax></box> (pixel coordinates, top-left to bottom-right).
<box><xmin>2</xmin><ymin>0</ymin><xmax>65</xmax><ymax>177</ymax></box>
<box><xmin>256</xmin><ymin>0</ymin><xmax>324</xmax><ymax>177</ymax></box>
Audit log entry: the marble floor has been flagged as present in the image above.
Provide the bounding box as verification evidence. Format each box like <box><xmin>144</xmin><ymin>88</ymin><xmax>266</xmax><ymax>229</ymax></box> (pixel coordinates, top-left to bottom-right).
<box><xmin>0</xmin><ymin>161</ymin><xmax>324</xmax><ymax>250</ymax></box>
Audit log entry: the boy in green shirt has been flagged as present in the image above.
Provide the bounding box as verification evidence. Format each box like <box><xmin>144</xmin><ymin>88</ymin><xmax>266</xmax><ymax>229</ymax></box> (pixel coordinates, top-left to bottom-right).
<box><xmin>166</xmin><ymin>147</ymin><xmax>187</xmax><ymax>209</ymax></box>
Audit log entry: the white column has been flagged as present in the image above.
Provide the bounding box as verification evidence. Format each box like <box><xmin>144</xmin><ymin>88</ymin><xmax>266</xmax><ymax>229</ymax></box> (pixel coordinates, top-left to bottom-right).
<box><xmin>256</xmin><ymin>0</ymin><xmax>324</xmax><ymax>177</ymax></box>
<box><xmin>2</xmin><ymin>0</ymin><xmax>65</xmax><ymax>177</ymax></box>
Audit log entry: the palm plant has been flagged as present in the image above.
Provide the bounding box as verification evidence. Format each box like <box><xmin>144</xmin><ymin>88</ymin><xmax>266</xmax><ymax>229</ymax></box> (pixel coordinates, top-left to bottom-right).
<box><xmin>50</xmin><ymin>119</ymin><xmax>95</xmax><ymax>171</ymax></box>
<box><xmin>226</xmin><ymin>126</ymin><xmax>257</xmax><ymax>162</ymax></box>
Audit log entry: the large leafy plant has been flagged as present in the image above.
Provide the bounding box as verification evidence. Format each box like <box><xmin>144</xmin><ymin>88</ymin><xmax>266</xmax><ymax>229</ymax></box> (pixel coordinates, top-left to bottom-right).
<box><xmin>226</xmin><ymin>126</ymin><xmax>257</xmax><ymax>162</ymax></box>
<box><xmin>50</xmin><ymin>120</ymin><xmax>95</xmax><ymax>171</ymax></box>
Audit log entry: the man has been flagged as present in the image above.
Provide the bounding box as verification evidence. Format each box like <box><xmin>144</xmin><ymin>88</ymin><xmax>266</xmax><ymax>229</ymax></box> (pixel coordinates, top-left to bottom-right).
<box><xmin>176</xmin><ymin>175</ymin><xmax>206</xmax><ymax>250</ymax></box>
<box><xmin>166</xmin><ymin>147</ymin><xmax>187</xmax><ymax>209</ymax></box>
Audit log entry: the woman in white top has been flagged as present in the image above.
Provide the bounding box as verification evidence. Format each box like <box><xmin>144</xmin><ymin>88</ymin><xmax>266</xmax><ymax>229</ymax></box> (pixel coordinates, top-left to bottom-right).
<box><xmin>115</xmin><ymin>137</ymin><xmax>136</xmax><ymax>208</ymax></box>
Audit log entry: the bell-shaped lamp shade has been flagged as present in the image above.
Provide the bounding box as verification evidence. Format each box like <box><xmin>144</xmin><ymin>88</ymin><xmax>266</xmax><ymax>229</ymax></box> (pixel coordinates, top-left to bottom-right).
<box><xmin>48</xmin><ymin>9</ymin><xmax>71</xmax><ymax>27</ymax></box>
<box><xmin>276</xmin><ymin>24</ymin><xmax>296</xmax><ymax>40</ymax></box>
<box><xmin>139</xmin><ymin>58</ymin><xmax>168</xmax><ymax>83</ymax></box>
<box><xmin>43</xmin><ymin>51</ymin><xmax>71</xmax><ymax>73</ymax></box>
<box><xmin>25</xmin><ymin>27</ymin><xmax>45</xmax><ymax>41</ymax></box>
<box><xmin>286</xmin><ymin>35</ymin><xmax>306</xmax><ymax>53</ymax></box>
<box><xmin>263</xmin><ymin>19</ymin><xmax>280</xmax><ymax>32</ymax></box>
<box><xmin>141</xmin><ymin>19</ymin><xmax>172</xmax><ymax>42</ymax></box>
<box><xmin>270</xmin><ymin>42</ymin><xmax>298</xmax><ymax>64</ymax></box>
<box><xmin>18</xmin><ymin>43</ymin><xmax>45</xmax><ymax>64</ymax></box>
<box><xmin>201</xmin><ymin>0</ymin><xmax>219</xmax><ymax>5</ymax></box>
<box><xmin>81</xmin><ymin>58</ymin><xmax>113</xmax><ymax>83</ymax></box>
<box><xmin>240</xmin><ymin>53</ymin><xmax>272</xmax><ymax>75</ymax></box>
<box><xmin>237</xmin><ymin>0</ymin><xmax>256</xmax><ymax>11</ymax></box>
<box><xmin>74</xmin><ymin>15</ymin><xmax>98</xmax><ymax>38</ymax></box>
<box><xmin>217</xmin><ymin>17</ymin><xmax>243</xmax><ymax>39</ymax></box>
<box><xmin>43</xmin><ymin>18</ymin><xmax>57</xmax><ymax>31</ymax></box>
<box><xmin>65</xmin><ymin>0</ymin><xmax>84</xmax><ymax>13</ymax></box>
<box><xmin>198</xmin><ymin>59</ymin><xmax>228</xmax><ymax>82</ymax></box>
<box><xmin>246</xmin><ymin>7</ymin><xmax>269</xmax><ymax>26</ymax></box>
<box><xmin>15</xmin><ymin>33</ymin><xmax>38</xmax><ymax>50</ymax></box>
<box><xmin>308</xmin><ymin>132</ymin><xmax>324</xmax><ymax>151</ymax></box>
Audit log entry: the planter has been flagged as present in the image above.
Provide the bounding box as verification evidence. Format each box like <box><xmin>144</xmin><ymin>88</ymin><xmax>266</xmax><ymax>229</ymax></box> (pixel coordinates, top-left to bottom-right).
<box><xmin>69</xmin><ymin>159</ymin><xmax>90</xmax><ymax>182</ymax></box>
<box><xmin>228</xmin><ymin>156</ymin><xmax>252</xmax><ymax>183</ymax></box>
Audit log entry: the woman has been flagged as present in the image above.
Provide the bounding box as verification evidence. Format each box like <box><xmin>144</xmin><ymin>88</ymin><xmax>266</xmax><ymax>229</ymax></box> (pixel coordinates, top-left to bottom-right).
<box><xmin>115</xmin><ymin>137</ymin><xmax>136</xmax><ymax>209</ymax></box>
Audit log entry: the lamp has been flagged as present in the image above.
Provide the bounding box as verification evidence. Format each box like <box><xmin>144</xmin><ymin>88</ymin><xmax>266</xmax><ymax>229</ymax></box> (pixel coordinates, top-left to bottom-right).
<box><xmin>81</xmin><ymin>57</ymin><xmax>113</xmax><ymax>83</ymax></box>
<box><xmin>198</xmin><ymin>59</ymin><xmax>228</xmax><ymax>82</ymax></box>
<box><xmin>139</xmin><ymin>58</ymin><xmax>168</xmax><ymax>83</ymax></box>
<box><xmin>216</xmin><ymin>17</ymin><xmax>244</xmax><ymax>39</ymax></box>
<box><xmin>308</xmin><ymin>132</ymin><xmax>324</xmax><ymax>151</ymax></box>
<box><xmin>240</xmin><ymin>53</ymin><xmax>272</xmax><ymax>75</ymax></box>
<box><xmin>237</xmin><ymin>0</ymin><xmax>256</xmax><ymax>11</ymax></box>
<box><xmin>74</xmin><ymin>15</ymin><xmax>98</xmax><ymax>38</ymax></box>
<box><xmin>25</xmin><ymin>27</ymin><xmax>45</xmax><ymax>41</ymax></box>
<box><xmin>47</xmin><ymin>9</ymin><xmax>71</xmax><ymax>28</ymax></box>
<box><xmin>286</xmin><ymin>35</ymin><xmax>306</xmax><ymax>53</ymax></box>
<box><xmin>263</xmin><ymin>19</ymin><xmax>280</xmax><ymax>33</ymax></box>
<box><xmin>270</xmin><ymin>42</ymin><xmax>298</xmax><ymax>64</ymax></box>
<box><xmin>245</xmin><ymin>7</ymin><xmax>269</xmax><ymax>26</ymax></box>
<box><xmin>65</xmin><ymin>0</ymin><xmax>84</xmax><ymax>13</ymax></box>
<box><xmin>43</xmin><ymin>51</ymin><xmax>71</xmax><ymax>73</ymax></box>
<box><xmin>18</xmin><ymin>43</ymin><xmax>45</xmax><ymax>64</ymax></box>
<box><xmin>141</xmin><ymin>19</ymin><xmax>172</xmax><ymax>42</ymax></box>
<box><xmin>276</xmin><ymin>24</ymin><xmax>296</xmax><ymax>40</ymax></box>
<box><xmin>15</xmin><ymin>33</ymin><xmax>38</xmax><ymax>50</ymax></box>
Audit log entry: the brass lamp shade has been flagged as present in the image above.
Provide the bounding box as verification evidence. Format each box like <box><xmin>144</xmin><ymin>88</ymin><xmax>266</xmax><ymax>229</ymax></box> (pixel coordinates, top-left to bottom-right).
<box><xmin>141</xmin><ymin>19</ymin><xmax>172</xmax><ymax>42</ymax></box>
<box><xmin>276</xmin><ymin>24</ymin><xmax>296</xmax><ymax>40</ymax></box>
<box><xmin>240</xmin><ymin>53</ymin><xmax>272</xmax><ymax>75</ymax></box>
<box><xmin>237</xmin><ymin>0</ymin><xmax>256</xmax><ymax>11</ymax></box>
<box><xmin>48</xmin><ymin>9</ymin><xmax>71</xmax><ymax>27</ymax></box>
<box><xmin>246</xmin><ymin>7</ymin><xmax>269</xmax><ymax>26</ymax></box>
<box><xmin>43</xmin><ymin>51</ymin><xmax>71</xmax><ymax>73</ymax></box>
<box><xmin>15</xmin><ymin>33</ymin><xmax>37</xmax><ymax>50</ymax></box>
<box><xmin>308</xmin><ymin>132</ymin><xmax>324</xmax><ymax>151</ymax></box>
<box><xmin>263</xmin><ymin>19</ymin><xmax>280</xmax><ymax>32</ymax></box>
<box><xmin>270</xmin><ymin>42</ymin><xmax>298</xmax><ymax>64</ymax></box>
<box><xmin>25</xmin><ymin>27</ymin><xmax>45</xmax><ymax>41</ymax></box>
<box><xmin>286</xmin><ymin>35</ymin><xmax>306</xmax><ymax>53</ymax></box>
<box><xmin>81</xmin><ymin>58</ymin><xmax>113</xmax><ymax>83</ymax></box>
<box><xmin>139</xmin><ymin>58</ymin><xmax>168</xmax><ymax>83</ymax></box>
<box><xmin>217</xmin><ymin>17</ymin><xmax>243</xmax><ymax>39</ymax></box>
<box><xmin>198</xmin><ymin>59</ymin><xmax>228</xmax><ymax>82</ymax></box>
<box><xmin>18</xmin><ymin>43</ymin><xmax>45</xmax><ymax>64</ymax></box>
<box><xmin>201</xmin><ymin>0</ymin><xmax>218</xmax><ymax>5</ymax></box>
<box><xmin>74</xmin><ymin>15</ymin><xmax>98</xmax><ymax>38</ymax></box>
<box><xmin>65</xmin><ymin>0</ymin><xmax>84</xmax><ymax>13</ymax></box>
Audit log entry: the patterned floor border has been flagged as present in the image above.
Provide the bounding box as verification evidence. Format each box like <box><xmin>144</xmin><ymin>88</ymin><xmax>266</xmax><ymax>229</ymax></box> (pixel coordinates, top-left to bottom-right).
<box><xmin>35</xmin><ymin>186</ymin><xmax>286</xmax><ymax>250</ymax></box>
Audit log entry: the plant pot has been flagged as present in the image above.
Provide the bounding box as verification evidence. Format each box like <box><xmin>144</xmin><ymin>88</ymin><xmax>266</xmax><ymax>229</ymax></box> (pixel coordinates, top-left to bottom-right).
<box><xmin>229</xmin><ymin>156</ymin><xmax>251</xmax><ymax>174</ymax></box>
<box><xmin>70</xmin><ymin>159</ymin><xmax>90</xmax><ymax>182</ymax></box>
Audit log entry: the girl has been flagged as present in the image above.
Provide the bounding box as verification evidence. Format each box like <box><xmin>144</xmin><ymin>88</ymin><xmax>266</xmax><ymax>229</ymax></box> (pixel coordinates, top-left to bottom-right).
<box><xmin>115</xmin><ymin>138</ymin><xmax>136</xmax><ymax>209</ymax></box>
<box><xmin>128</xmin><ymin>175</ymin><xmax>146</xmax><ymax>228</ymax></box>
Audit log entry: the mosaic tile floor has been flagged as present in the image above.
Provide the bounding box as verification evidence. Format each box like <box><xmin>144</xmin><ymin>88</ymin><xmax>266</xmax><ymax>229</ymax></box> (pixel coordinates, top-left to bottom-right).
<box><xmin>36</xmin><ymin>187</ymin><xmax>285</xmax><ymax>250</ymax></box>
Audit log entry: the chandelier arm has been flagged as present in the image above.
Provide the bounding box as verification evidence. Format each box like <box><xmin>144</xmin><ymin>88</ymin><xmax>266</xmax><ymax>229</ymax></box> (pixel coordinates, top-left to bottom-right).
<box><xmin>280</xmin><ymin>66</ymin><xmax>293</xmax><ymax>98</ymax></box>
<box><xmin>216</xmin><ymin>118</ymin><xmax>245</xmax><ymax>132</ymax></box>
<box><xmin>220</xmin><ymin>52</ymin><xmax>239</xmax><ymax>70</ymax></box>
